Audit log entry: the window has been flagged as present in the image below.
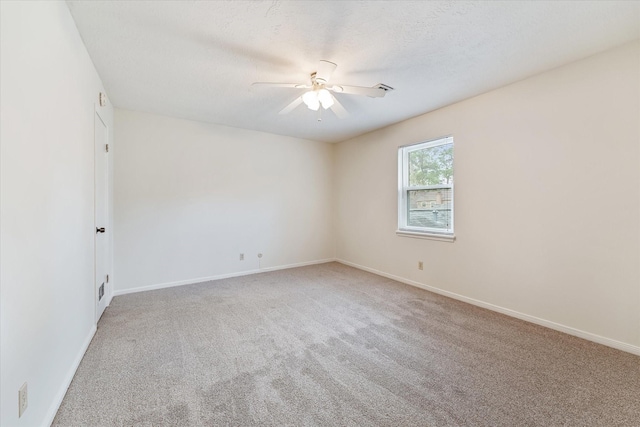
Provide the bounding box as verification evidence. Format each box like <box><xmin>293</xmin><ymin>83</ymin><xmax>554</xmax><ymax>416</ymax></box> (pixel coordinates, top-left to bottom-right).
<box><xmin>397</xmin><ymin>136</ymin><xmax>454</xmax><ymax>240</ymax></box>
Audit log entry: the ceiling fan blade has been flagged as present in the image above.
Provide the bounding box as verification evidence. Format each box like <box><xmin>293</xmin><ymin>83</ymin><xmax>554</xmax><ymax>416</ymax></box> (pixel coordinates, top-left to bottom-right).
<box><xmin>328</xmin><ymin>84</ymin><xmax>386</xmax><ymax>98</ymax></box>
<box><xmin>315</xmin><ymin>60</ymin><xmax>337</xmax><ymax>84</ymax></box>
<box><xmin>329</xmin><ymin>94</ymin><xmax>348</xmax><ymax>119</ymax></box>
<box><xmin>278</xmin><ymin>96</ymin><xmax>303</xmax><ymax>115</ymax></box>
<box><xmin>252</xmin><ymin>82</ymin><xmax>310</xmax><ymax>89</ymax></box>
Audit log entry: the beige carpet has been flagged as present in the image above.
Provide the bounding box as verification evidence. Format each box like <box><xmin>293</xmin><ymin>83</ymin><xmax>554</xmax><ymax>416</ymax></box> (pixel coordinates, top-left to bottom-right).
<box><xmin>53</xmin><ymin>262</ymin><xmax>640</xmax><ymax>426</ymax></box>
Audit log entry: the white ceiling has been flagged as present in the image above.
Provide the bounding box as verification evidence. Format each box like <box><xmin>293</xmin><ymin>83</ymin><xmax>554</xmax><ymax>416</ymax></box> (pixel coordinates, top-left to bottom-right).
<box><xmin>67</xmin><ymin>1</ymin><xmax>639</xmax><ymax>143</ymax></box>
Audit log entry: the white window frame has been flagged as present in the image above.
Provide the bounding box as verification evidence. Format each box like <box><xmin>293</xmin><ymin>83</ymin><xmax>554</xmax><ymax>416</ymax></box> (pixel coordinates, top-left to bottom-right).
<box><xmin>397</xmin><ymin>136</ymin><xmax>455</xmax><ymax>242</ymax></box>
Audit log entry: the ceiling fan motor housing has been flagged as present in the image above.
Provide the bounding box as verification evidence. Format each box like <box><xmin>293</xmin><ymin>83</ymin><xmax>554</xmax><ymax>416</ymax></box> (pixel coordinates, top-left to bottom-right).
<box><xmin>311</xmin><ymin>72</ymin><xmax>327</xmax><ymax>85</ymax></box>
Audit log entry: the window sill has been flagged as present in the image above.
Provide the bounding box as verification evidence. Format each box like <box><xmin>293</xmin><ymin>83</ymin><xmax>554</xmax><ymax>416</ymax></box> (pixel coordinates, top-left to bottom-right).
<box><xmin>396</xmin><ymin>230</ymin><xmax>456</xmax><ymax>242</ymax></box>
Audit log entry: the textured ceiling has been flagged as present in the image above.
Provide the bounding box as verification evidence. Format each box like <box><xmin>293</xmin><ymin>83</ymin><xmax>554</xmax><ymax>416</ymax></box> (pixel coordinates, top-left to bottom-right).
<box><xmin>67</xmin><ymin>1</ymin><xmax>639</xmax><ymax>143</ymax></box>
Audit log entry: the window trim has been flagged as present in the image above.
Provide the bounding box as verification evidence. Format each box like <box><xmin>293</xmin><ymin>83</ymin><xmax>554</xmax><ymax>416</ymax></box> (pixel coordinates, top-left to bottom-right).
<box><xmin>397</xmin><ymin>136</ymin><xmax>455</xmax><ymax>240</ymax></box>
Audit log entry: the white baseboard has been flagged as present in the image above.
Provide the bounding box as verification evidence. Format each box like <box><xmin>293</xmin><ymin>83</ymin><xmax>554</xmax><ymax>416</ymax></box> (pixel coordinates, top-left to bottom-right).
<box><xmin>113</xmin><ymin>258</ymin><xmax>336</xmax><ymax>297</ymax></box>
<box><xmin>336</xmin><ymin>259</ymin><xmax>640</xmax><ymax>357</ymax></box>
<box><xmin>44</xmin><ymin>325</ymin><xmax>97</xmax><ymax>427</ymax></box>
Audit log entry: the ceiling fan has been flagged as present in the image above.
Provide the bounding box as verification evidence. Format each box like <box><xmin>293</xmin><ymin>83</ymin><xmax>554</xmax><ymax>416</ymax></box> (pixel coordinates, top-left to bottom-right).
<box><xmin>252</xmin><ymin>60</ymin><xmax>392</xmax><ymax>119</ymax></box>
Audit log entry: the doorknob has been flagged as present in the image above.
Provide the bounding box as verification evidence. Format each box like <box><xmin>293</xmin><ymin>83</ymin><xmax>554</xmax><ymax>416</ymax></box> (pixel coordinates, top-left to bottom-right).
<box><xmin>96</xmin><ymin>227</ymin><xmax>105</xmax><ymax>233</ymax></box>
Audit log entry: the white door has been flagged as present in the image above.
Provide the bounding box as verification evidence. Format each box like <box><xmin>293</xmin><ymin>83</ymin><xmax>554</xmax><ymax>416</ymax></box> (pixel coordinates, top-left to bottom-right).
<box><xmin>95</xmin><ymin>111</ymin><xmax>109</xmax><ymax>322</ymax></box>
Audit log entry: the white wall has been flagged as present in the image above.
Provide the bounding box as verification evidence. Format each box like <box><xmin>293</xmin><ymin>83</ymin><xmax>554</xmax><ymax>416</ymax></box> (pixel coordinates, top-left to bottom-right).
<box><xmin>0</xmin><ymin>2</ymin><xmax>114</xmax><ymax>426</ymax></box>
<box><xmin>114</xmin><ymin>109</ymin><xmax>334</xmax><ymax>294</ymax></box>
<box><xmin>334</xmin><ymin>41</ymin><xmax>640</xmax><ymax>352</ymax></box>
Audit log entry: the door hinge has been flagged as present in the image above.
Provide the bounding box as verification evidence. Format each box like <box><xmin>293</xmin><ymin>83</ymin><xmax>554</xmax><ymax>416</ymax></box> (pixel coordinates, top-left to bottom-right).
<box><xmin>105</xmin><ymin>144</ymin><xmax>109</xmax><ymax>153</ymax></box>
<box><xmin>106</xmin><ymin>274</ymin><xmax>109</xmax><ymax>283</ymax></box>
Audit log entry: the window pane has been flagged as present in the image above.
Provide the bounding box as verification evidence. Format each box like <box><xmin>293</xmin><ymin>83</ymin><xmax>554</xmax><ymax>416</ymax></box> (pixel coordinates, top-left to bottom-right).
<box><xmin>408</xmin><ymin>143</ymin><xmax>453</xmax><ymax>186</ymax></box>
<box><xmin>407</xmin><ymin>188</ymin><xmax>452</xmax><ymax>230</ymax></box>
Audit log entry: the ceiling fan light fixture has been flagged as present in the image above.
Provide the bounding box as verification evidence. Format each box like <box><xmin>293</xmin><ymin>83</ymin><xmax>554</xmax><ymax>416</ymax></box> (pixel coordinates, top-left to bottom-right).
<box><xmin>302</xmin><ymin>90</ymin><xmax>320</xmax><ymax>110</ymax></box>
<box><xmin>318</xmin><ymin>89</ymin><xmax>334</xmax><ymax>109</ymax></box>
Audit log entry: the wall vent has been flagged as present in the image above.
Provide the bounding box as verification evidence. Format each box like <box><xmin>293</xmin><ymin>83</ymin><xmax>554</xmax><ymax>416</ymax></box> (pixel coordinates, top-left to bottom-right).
<box><xmin>375</xmin><ymin>83</ymin><xmax>394</xmax><ymax>92</ymax></box>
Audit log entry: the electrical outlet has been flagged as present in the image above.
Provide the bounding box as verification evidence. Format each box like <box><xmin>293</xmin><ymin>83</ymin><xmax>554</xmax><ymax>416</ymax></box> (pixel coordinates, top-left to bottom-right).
<box><xmin>18</xmin><ymin>382</ymin><xmax>27</xmax><ymax>418</ymax></box>
<box><xmin>418</xmin><ymin>261</ymin><xmax>424</xmax><ymax>270</ymax></box>
<box><xmin>239</xmin><ymin>253</ymin><xmax>244</xmax><ymax>261</ymax></box>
